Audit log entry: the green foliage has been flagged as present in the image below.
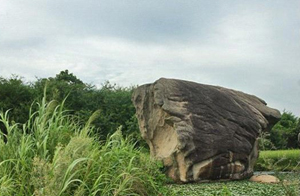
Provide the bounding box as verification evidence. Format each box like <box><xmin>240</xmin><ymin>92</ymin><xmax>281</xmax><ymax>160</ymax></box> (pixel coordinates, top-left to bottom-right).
<box><xmin>0</xmin><ymin>75</ymin><xmax>35</xmax><ymax>139</ymax></box>
<box><xmin>0</xmin><ymin>70</ymin><xmax>139</xmax><ymax>143</ymax></box>
<box><xmin>259</xmin><ymin>111</ymin><xmax>300</xmax><ymax>150</ymax></box>
<box><xmin>169</xmin><ymin>173</ymin><xmax>300</xmax><ymax>196</ymax></box>
<box><xmin>92</xmin><ymin>83</ymin><xmax>138</xmax><ymax>137</ymax></box>
<box><xmin>0</xmin><ymin>95</ymin><xmax>75</xmax><ymax>195</ymax></box>
<box><xmin>35</xmin><ymin>70</ymin><xmax>139</xmax><ymax>139</ymax></box>
<box><xmin>33</xmin><ymin>70</ymin><xmax>94</xmax><ymax>113</ymax></box>
<box><xmin>255</xmin><ymin>150</ymin><xmax>300</xmax><ymax>171</ymax></box>
<box><xmin>221</xmin><ymin>185</ymin><xmax>232</xmax><ymax>196</ymax></box>
<box><xmin>270</xmin><ymin>111</ymin><xmax>299</xmax><ymax>149</ymax></box>
<box><xmin>0</xmin><ymin>96</ymin><xmax>172</xmax><ymax>195</ymax></box>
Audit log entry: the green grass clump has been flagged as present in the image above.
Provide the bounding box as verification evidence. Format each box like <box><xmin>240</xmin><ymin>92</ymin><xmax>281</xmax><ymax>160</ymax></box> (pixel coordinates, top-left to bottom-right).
<box><xmin>0</xmin><ymin>96</ymin><xmax>173</xmax><ymax>196</ymax></box>
<box><xmin>255</xmin><ymin>150</ymin><xmax>300</xmax><ymax>171</ymax></box>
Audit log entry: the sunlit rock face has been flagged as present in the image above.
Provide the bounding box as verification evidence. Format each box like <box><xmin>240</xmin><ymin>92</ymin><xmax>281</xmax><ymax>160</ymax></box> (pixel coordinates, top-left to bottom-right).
<box><xmin>132</xmin><ymin>78</ymin><xmax>280</xmax><ymax>183</ymax></box>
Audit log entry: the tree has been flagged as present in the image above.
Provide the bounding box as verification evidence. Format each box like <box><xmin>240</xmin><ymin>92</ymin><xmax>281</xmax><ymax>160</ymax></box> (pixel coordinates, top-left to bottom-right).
<box><xmin>34</xmin><ymin>70</ymin><xmax>95</xmax><ymax>115</ymax></box>
<box><xmin>82</xmin><ymin>81</ymin><xmax>137</xmax><ymax>137</ymax></box>
<box><xmin>296</xmin><ymin>118</ymin><xmax>300</xmax><ymax>147</ymax></box>
<box><xmin>0</xmin><ymin>75</ymin><xmax>35</xmax><ymax>123</ymax></box>
<box><xmin>270</xmin><ymin>111</ymin><xmax>299</xmax><ymax>149</ymax></box>
<box><xmin>0</xmin><ymin>75</ymin><xmax>35</xmax><ymax>141</ymax></box>
<box><xmin>33</xmin><ymin>71</ymin><xmax>139</xmax><ymax>138</ymax></box>
<box><xmin>0</xmin><ymin>70</ymin><xmax>140</xmax><ymax>143</ymax></box>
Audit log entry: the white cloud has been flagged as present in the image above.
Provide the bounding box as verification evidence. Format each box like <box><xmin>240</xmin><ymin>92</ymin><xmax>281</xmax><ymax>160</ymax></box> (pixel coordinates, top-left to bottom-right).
<box><xmin>0</xmin><ymin>0</ymin><xmax>299</xmax><ymax>116</ymax></box>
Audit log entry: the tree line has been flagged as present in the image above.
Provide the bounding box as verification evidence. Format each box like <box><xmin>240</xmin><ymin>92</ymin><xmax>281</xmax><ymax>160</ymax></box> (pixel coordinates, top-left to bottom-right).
<box><xmin>0</xmin><ymin>70</ymin><xmax>139</xmax><ymax>141</ymax></box>
<box><xmin>0</xmin><ymin>70</ymin><xmax>299</xmax><ymax>149</ymax></box>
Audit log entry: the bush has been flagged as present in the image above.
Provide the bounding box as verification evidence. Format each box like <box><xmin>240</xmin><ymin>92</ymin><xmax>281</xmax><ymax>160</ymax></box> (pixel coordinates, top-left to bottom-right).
<box><xmin>0</xmin><ymin>71</ymin><xmax>139</xmax><ymax>142</ymax></box>
<box><xmin>270</xmin><ymin>111</ymin><xmax>299</xmax><ymax>149</ymax></box>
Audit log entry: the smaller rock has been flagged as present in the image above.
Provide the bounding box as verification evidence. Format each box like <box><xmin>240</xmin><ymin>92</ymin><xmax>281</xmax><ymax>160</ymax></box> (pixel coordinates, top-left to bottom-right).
<box><xmin>249</xmin><ymin>174</ymin><xmax>280</xmax><ymax>183</ymax></box>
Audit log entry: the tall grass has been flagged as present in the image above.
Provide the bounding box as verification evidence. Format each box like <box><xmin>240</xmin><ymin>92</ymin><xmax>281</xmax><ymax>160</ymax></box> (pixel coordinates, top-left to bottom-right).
<box><xmin>255</xmin><ymin>149</ymin><xmax>300</xmax><ymax>171</ymax></box>
<box><xmin>0</xmin><ymin>95</ymin><xmax>172</xmax><ymax>196</ymax></box>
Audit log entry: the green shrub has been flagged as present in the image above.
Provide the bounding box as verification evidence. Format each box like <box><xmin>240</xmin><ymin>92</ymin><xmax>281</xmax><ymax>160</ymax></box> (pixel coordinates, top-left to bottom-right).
<box><xmin>0</xmin><ymin>71</ymin><xmax>139</xmax><ymax>144</ymax></box>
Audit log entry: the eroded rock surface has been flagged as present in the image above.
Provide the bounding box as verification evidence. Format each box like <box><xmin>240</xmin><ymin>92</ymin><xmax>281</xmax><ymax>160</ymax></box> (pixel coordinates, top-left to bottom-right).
<box><xmin>132</xmin><ymin>78</ymin><xmax>281</xmax><ymax>183</ymax></box>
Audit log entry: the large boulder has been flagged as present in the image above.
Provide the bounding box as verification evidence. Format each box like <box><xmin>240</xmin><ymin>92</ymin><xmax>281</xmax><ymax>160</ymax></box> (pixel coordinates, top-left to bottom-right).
<box><xmin>132</xmin><ymin>78</ymin><xmax>281</xmax><ymax>183</ymax></box>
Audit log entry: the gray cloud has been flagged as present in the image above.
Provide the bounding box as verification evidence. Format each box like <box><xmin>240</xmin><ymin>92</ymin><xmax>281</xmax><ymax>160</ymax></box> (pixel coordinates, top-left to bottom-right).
<box><xmin>0</xmin><ymin>0</ymin><xmax>299</xmax><ymax>116</ymax></box>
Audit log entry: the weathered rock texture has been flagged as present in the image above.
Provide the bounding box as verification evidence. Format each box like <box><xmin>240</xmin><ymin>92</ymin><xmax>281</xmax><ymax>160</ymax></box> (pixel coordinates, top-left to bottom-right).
<box><xmin>132</xmin><ymin>78</ymin><xmax>281</xmax><ymax>183</ymax></box>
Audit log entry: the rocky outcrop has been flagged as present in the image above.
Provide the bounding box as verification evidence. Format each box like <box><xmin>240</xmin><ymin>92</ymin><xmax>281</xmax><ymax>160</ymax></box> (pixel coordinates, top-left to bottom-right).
<box><xmin>132</xmin><ymin>78</ymin><xmax>281</xmax><ymax>183</ymax></box>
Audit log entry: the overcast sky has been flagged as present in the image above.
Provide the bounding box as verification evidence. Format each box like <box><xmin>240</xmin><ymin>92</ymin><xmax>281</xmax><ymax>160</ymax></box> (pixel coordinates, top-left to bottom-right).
<box><xmin>0</xmin><ymin>0</ymin><xmax>299</xmax><ymax>116</ymax></box>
